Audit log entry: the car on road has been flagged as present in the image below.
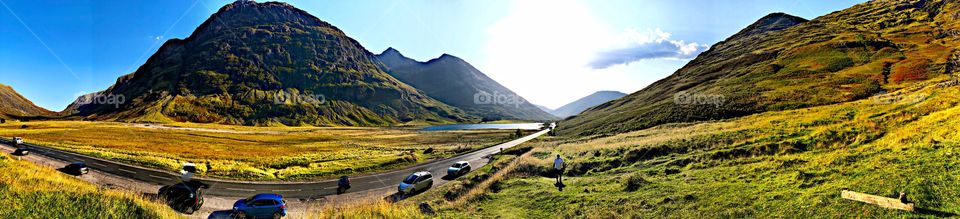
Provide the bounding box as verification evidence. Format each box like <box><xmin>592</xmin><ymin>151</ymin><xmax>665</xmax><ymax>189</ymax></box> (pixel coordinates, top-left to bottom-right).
<box><xmin>398</xmin><ymin>171</ymin><xmax>433</xmax><ymax>194</ymax></box>
<box><xmin>159</xmin><ymin>181</ymin><xmax>209</xmax><ymax>214</ymax></box>
<box><xmin>233</xmin><ymin>194</ymin><xmax>287</xmax><ymax>219</ymax></box>
<box><xmin>447</xmin><ymin>161</ymin><xmax>471</xmax><ymax>176</ymax></box>
<box><xmin>64</xmin><ymin>162</ymin><xmax>89</xmax><ymax>175</ymax></box>
<box><xmin>12</xmin><ymin>137</ymin><xmax>23</xmax><ymax>145</ymax></box>
<box><xmin>13</xmin><ymin>147</ymin><xmax>28</xmax><ymax>156</ymax></box>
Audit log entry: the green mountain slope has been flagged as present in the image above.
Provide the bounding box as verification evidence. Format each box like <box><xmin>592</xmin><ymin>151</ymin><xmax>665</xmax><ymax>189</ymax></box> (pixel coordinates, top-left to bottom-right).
<box><xmin>69</xmin><ymin>1</ymin><xmax>474</xmax><ymax>126</ymax></box>
<box><xmin>0</xmin><ymin>84</ymin><xmax>55</xmax><ymax>119</ymax></box>
<box><xmin>562</xmin><ymin>0</ymin><xmax>960</xmax><ymax>136</ymax></box>
<box><xmin>376</xmin><ymin>48</ymin><xmax>556</xmax><ymax>121</ymax></box>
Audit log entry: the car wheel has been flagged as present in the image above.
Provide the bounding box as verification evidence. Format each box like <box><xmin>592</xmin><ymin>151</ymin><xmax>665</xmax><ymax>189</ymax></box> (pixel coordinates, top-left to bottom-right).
<box><xmin>182</xmin><ymin>206</ymin><xmax>194</xmax><ymax>214</ymax></box>
<box><xmin>235</xmin><ymin>211</ymin><xmax>247</xmax><ymax>219</ymax></box>
<box><xmin>273</xmin><ymin>212</ymin><xmax>283</xmax><ymax>219</ymax></box>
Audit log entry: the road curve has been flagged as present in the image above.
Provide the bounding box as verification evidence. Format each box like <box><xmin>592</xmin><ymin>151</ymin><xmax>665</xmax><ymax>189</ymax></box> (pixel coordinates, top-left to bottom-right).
<box><xmin>2</xmin><ymin>129</ymin><xmax>550</xmax><ymax>198</ymax></box>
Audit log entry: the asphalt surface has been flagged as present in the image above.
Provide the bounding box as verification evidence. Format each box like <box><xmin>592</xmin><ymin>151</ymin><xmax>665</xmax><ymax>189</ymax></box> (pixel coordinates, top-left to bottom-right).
<box><xmin>1</xmin><ymin>128</ymin><xmax>549</xmax><ymax>199</ymax></box>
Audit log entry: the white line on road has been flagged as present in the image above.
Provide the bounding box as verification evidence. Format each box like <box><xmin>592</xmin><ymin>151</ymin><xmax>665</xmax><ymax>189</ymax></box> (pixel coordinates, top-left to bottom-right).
<box><xmin>272</xmin><ymin>189</ymin><xmax>301</xmax><ymax>192</ymax></box>
<box><xmin>323</xmin><ymin>186</ymin><xmax>339</xmax><ymax>190</ymax></box>
<box><xmin>89</xmin><ymin>163</ymin><xmax>107</xmax><ymax>168</ymax></box>
<box><xmin>148</xmin><ymin>175</ymin><xmax>172</xmax><ymax>180</ymax></box>
<box><xmin>226</xmin><ymin>188</ymin><xmax>256</xmax><ymax>192</ymax></box>
<box><xmin>117</xmin><ymin>168</ymin><xmax>137</xmax><ymax>174</ymax></box>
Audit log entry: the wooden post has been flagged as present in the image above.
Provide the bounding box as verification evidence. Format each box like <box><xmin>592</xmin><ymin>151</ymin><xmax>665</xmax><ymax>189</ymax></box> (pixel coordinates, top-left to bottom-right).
<box><xmin>841</xmin><ymin>189</ymin><xmax>915</xmax><ymax>212</ymax></box>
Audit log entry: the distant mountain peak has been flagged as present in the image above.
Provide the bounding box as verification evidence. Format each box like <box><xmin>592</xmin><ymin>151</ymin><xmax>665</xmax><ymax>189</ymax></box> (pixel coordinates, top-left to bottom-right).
<box><xmin>730</xmin><ymin>12</ymin><xmax>808</xmax><ymax>39</ymax></box>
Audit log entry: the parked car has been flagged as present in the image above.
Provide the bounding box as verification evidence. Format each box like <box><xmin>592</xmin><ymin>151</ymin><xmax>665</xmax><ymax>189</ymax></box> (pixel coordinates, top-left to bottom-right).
<box><xmin>64</xmin><ymin>162</ymin><xmax>89</xmax><ymax>175</ymax></box>
<box><xmin>233</xmin><ymin>194</ymin><xmax>287</xmax><ymax>219</ymax></box>
<box><xmin>447</xmin><ymin>161</ymin><xmax>471</xmax><ymax>176</ymax></box>
<box><xmin>398</xmin><ymin>171</ymin><xmax>433</xmax><ymax>194</ymax></box>
<box><xmin>13</xmin><ymin>137</ymin><xmax>23</xmax><ymax>145</ymax></box>
<box><xmin>159</xmin><ymin>181</ymin><xmax>209</xmax><ymax>214</ymax></box>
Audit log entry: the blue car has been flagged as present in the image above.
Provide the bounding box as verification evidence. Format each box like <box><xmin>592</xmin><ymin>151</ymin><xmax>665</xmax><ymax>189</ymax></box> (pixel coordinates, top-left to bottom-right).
<box><xmin>232</xmin><ymin>194</ymin><xmax>287</xmax><ymax>219</ymax></box>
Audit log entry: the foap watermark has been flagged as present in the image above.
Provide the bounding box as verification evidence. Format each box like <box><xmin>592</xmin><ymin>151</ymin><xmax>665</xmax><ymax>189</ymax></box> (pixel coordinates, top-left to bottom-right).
<box><xmin>78</xmin><ymin>94</ymin><xmax>125</xmax><ymax>108</ymax></box>
<box><xmin>273</xmin><ymin>90</ymin><xmax>326</xmax><ymax>105</ymax></box>
<box><xmin>870</xmin><ymin>91</ymin><xmax>925</xmax><ymax>105</ymax></box>
<box><xmin>473</xmin><ymin>90</ymin><xmax>525</xmax><ymax>108</ymax></box>
<box><xmin>674</xmin><ymin>91</ymin><xmax>725</xmax><ymax>107</ymax></box>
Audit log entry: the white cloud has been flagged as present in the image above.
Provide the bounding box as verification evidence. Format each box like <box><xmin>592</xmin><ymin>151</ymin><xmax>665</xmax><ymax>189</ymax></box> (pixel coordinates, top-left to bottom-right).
<box><xmin>589</xmin><ymin>28</ymin><xmax>707</xmax><ymax>69</ymax></box>
<box><xmin>480</xmin><ymin>0</ymin><xmax>699</xmax><ymax>108</ymax></box>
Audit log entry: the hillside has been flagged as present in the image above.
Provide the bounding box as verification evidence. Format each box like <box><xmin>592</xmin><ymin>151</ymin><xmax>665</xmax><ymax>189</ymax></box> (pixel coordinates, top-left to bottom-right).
<box><xmin>551</xmin><ymin>91</ymin><xmax>626</xmax><ymax>118</ymax></box>
<box><xmin>69</xmin><ymin>0</ymin><xmax>474</xmax><ymax>126</ymax></box>
<box><xmin>0</xmin><ymin>84</ymin><xmax>55</xmax><ymax>119</ymax></box>
<box><xmin>562</xmin><ymin>0</ymin><xmax>960</xmax><ymax>136</ymax></box>
<box><xmin>376</xmin><ymin>48</ymin><xmax>556</xmax><ymax>121</ymax></box>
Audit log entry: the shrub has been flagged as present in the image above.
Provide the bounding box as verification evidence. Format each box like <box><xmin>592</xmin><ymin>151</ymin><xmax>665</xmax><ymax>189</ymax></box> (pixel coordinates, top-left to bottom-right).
<box><xmin>623</xmin><ymin>173</ymin><xmax>649</xmax><ymax>192</ymax></box>
<box><xmin>890</xmin><ymin>58</ymin><xmax>932</xmax><ymax>83</ymax></box>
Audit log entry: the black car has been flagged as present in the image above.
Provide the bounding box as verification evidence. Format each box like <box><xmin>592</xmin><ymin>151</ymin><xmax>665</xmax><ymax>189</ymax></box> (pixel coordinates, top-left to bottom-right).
<box><xmin>13</xmin><ymin>147</ymin><xmax>29</xmax><ymax>156</ymax></box>
<box><xmin>159</xmin><ymin>181</ymin><xmax>209</xmax><ymax>214</ymax></box>
<box><xmin>64</xmin><ymin>162</ymin><xmax>89</xmax><ymax>175</ymax></box>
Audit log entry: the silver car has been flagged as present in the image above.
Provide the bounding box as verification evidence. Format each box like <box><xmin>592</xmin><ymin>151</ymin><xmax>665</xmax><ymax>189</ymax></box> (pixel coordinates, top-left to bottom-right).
<box><xmin>398</xmin><ymin>171</ymin><xmax>433</xmax><ymax>194</ymax></box>
<box><xmin>447</xmin><ymin>161</ymin><xmax>471</xmax><ymax>176</ymax></box>
<box><xmin>13</xmin><ymin>137</ymin><xmax>23</xmax><ymax>145</ymax></box>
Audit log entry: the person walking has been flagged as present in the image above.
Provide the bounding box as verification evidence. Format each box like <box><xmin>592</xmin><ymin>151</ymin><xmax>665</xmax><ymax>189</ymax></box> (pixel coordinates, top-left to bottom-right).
<box><xmin>554</xmin><ymin>154</ymin><xmax>565</xmax><ymax>184</ymax></box>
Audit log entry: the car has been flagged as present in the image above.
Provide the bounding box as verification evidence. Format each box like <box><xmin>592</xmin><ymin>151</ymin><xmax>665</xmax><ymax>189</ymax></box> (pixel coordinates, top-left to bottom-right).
<box><xmin>159</xmin><ymin>181</ymin><xmax>209</xmax><ymax>214</ymax></box>
<box><xmin>233</xmin><ymin>194</ymin><xmax>287</xmax><ymax>219</ymax></box>
<box><xmin>64</xmin><ymin>162</ymin><xmax>89</xmax><ymax>175</ymax></box>
<box><xmin>13</xmin><ymin>147</ymin><xmax>29</xmax><ymax>156</ymax></box>
<box><xmin>398</xmin><ymin>171</ymin><xmax>433</xmax><ymax>194</ymax></box>
<box><xmin>447</xmin><ymin>161</ymin><xmax>471</xmax><ymax>176</ymax></box>
<box><xmin>13</xmin><ymin>137</ymin><xmax>23</xmax><ymax>145</ymax></box>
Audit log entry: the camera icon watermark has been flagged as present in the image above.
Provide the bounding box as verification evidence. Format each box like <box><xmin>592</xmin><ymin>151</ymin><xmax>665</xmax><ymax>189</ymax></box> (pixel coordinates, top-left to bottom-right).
<box><xmin>273</xmin><ymin>90</ymin><xmax>326</xmax><ymax>105</ymax></box>
<box><xmin>77</xmin><ymin>94</ymin><xmax>125</xmax><ymax>108</ymax></box>
<box><xmin>673</xmin><ymin>91</ymin><xmax>725</xmax><ymax>107</ymax></box>
<box><xmin>473</xmin><ymin>90</ymin><xmax>525</xmax><ymax>108</ymax></box>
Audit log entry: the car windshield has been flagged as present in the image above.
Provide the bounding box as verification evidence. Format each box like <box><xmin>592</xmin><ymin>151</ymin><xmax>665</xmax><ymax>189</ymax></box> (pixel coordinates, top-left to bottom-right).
<box><xmin>402</xmin><ymin>174</ymin><xmax>419</xmax><ymax>184</ymax></box>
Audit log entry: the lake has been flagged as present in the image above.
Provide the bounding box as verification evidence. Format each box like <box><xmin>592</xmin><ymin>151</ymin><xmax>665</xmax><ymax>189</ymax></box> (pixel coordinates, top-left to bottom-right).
<box><xmin>422</xmin><ymin>123</ymin><xmax>544</xmax><ymax>131</ymax></box>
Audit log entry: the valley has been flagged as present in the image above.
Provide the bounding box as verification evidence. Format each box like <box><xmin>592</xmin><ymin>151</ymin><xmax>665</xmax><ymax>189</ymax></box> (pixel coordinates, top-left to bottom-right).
<box><xmin>0</xmin><ymin>121</ymin><xmax>524</xmax><ymax>180</ymax></box>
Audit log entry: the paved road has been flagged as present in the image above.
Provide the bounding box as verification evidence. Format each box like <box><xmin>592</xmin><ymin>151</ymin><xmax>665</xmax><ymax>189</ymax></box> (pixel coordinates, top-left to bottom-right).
<box><xmin>2</xmin><ymin>129</ymin><xmax>549</xmax><ymax>199</ymax></box>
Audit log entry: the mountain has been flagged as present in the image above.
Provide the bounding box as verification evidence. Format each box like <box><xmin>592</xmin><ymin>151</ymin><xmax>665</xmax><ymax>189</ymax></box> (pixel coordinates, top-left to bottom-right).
<box><xmin>551</xmin><ymin>91</ymin><xmax>626</xmax><ymax>118</ymax></box>
<box><xmin>0</xmin><ymin>84</ymin><xmax>55</xmax><ymax>119</ymax></box>
<box><xmin>562</xmin><ymin>0</ymin><xmax>960</xmax><ymax>135</ymax></box>
<box><xmin>534</xmin><ymin>104</ymin><xmax>554</xmax><ymax>115</ymax></box>
<box><xmin>376</xmin><ymin>48</ymin><xmax>557</xmax><ymax>121</ymax></box>
<box><xmin>69</xmin><ymin>1</ymin><xmax>474</xmax><ymax>126</ymax></box>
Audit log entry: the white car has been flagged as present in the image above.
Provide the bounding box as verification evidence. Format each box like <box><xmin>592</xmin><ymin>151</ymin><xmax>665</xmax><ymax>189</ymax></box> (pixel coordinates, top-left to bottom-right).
<box><xmin>398</xmin><ymin>171</ymin><xmax>433</xmax><ymax>194</ymax></box>
<box><xmin>13</xmin><ymin>137</ymin><xmax>23</xmax><ymax>145</ymax></box>
<box><xmin>447</xmin><ymin>161</ymin><xmax>471</xmax><ymax>176</ymax></box>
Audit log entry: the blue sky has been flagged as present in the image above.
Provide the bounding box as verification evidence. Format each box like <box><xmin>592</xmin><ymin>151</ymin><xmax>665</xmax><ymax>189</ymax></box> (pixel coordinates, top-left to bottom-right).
<box><xmin>0</xmin><ymin>0</ymin><xmax>863</xmax><ymax>111</ymax></box>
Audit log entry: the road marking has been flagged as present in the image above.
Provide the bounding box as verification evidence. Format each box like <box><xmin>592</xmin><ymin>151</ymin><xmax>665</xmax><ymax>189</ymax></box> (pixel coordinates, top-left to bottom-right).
<box><xmin>226</xmin><ymin>188</ymin><xmax>256</xmax><ymax>192</ymax></box>
<box><xmin>117</xmin><ymin>168</ymin><xmax>137</xmax><ymax>174</ymax></box>
<box><xmin>89</xmin><ymin>163</ymin><xmax>107</xmax><ymax>168</ymax></box>
<box><xmin>271</xmin><ymin>189</ymin><xmax>301</xmax><ymax>192</ymax></box>
<box><xmin>323</xmin><ymin>186</ymin><xmax>339</xmax><ymax>190</ymax></box>
<box><xmin>148</xmin><ymin>175</ymin><xmax>172</xmax><ymax>180</ymax></box>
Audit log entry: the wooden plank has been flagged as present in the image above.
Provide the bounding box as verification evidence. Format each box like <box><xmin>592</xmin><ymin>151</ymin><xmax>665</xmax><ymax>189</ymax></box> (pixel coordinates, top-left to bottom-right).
<box><xmin>841</xmin><ymin>190</ymin><xmax>915</xmax><ymax>212</ymax></box>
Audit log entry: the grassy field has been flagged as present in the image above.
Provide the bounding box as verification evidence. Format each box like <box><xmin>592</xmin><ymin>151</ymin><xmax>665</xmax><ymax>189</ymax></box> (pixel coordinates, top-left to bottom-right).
<box><xmin>423</xmin><ymin>75</ymin><xmax>960</xmax><ymax>218</ymax></box>
<box><xmin>330</xmin><ymin>74</ymin><xmax>960</xmax><ymax>218</ymax></box>
<box><xmin>0</xmin><ymin>121</ymin><xmax>520</xmax><ymax>180</ymax></box>
<box><xmin>0</xmin><ymin>153</ymin><xmax>180</xmax><ymax>218</ymax></box>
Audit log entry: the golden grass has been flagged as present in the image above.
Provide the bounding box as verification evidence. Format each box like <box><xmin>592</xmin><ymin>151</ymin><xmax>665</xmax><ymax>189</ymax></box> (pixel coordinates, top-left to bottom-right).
<box><xmin>305</xmin><ymin>200</ymin><xmax>425</xmax><ymax>219</ymax></box>
<box><xmin>0</xmin><ymin>121</ymin><xmax>516</xmax><ymax>180</ymax></box>
<box><xmin>0</xmin><ymin>153</ymin><xmax>181</xmax><ymax>218</ymax></box>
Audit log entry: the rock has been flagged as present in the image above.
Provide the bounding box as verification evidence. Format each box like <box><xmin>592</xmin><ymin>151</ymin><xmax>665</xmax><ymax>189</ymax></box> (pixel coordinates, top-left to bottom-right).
<box><xmin>418</xmin><ymin>202</ymin><xmax>435</xmax><ymax>215</ymax></box>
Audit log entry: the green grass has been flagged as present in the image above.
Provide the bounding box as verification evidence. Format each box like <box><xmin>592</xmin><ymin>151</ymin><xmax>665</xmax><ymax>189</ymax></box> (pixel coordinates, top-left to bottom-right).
<box><xmin>416</xmin><ymin>74</ymin><xmax>960</xmax><ymax>218</ymax></box>
<box><xmin>0</xmin><ymin>153</ymin><xmax>180</xmax><ymax>218</ymax></box>
<box><xmin>0</xmin><ymin>121</ymin><xmax>519</xmax><ymax>180</ymax></box>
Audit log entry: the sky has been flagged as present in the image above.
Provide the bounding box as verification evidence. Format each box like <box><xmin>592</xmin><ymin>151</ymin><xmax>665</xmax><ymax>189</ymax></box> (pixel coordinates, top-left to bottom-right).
<box><xmin>0</xmin><ymin>0</ymin><xmax>864</xmax><ymax>111</ymax></box>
